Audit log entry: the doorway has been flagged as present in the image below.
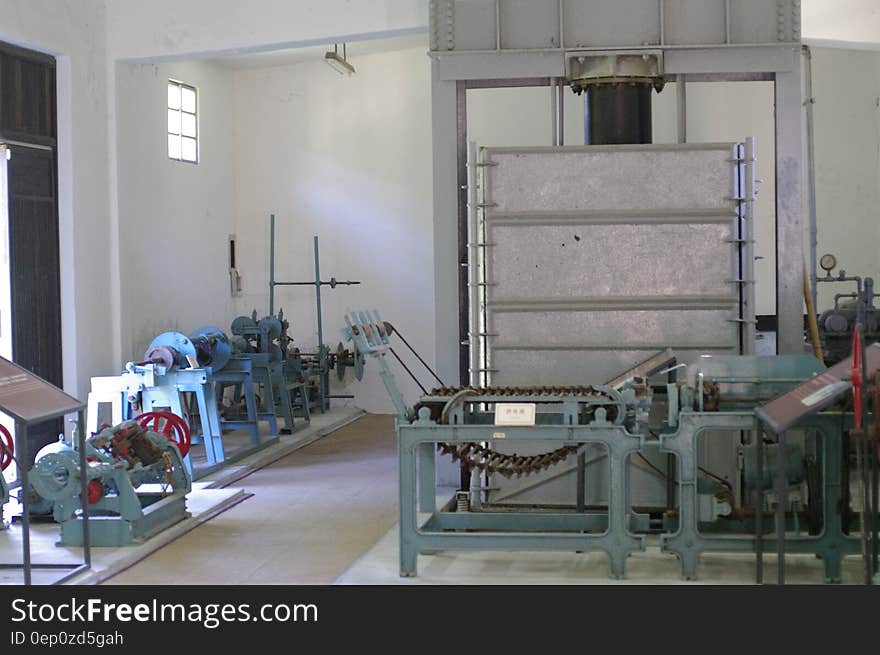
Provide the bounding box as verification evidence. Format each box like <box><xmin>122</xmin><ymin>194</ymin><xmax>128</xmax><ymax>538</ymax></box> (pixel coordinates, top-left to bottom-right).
<box><xmin>0</xmin><ymin>41</ymin><xmax>63</xmax><ymax>469</ymax></box>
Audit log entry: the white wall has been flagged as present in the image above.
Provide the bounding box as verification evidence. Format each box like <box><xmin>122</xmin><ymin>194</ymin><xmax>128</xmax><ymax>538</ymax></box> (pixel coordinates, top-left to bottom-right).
<box><xmin>115</xmin><ymin>60</ymin><xmax>238</xmax><ymax>360</ymax></box>
<box><xmin>0</xmin><ymin>0</ymin><xmax>113</xmax><ymax>401</ymax></box>
<box><xmin>230</xmin><ymin>46</ymin><xmax>434</xmax><ymax>413</ymax></box>
<box><xmin>810</xmin><ymin>47</ymin><xmax>880</xmax><ymax>308</ymax></box>
<box><xmin>803</xmin><ymin>0</ymin><xmax>880</xmax><ymax>47</ymax></box>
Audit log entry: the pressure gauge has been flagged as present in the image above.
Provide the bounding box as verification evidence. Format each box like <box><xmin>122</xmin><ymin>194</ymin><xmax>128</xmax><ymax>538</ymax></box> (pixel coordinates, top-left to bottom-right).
<box><xmin>819</xmin><ymin>253</ymin><xmax>837</xmax><ymax>273</ymax></box>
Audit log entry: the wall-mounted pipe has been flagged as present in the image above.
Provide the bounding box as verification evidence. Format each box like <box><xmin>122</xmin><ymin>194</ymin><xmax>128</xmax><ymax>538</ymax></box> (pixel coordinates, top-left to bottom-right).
<box><xmin>803</xmin><ymin>46</ymin><xmax>819</xmax><ymax>313</ymax></box>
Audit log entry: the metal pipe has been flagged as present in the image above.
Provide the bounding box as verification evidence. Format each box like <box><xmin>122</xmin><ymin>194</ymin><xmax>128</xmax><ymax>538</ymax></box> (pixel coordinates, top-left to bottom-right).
<box><xmin>584</xmin><ymin>84</ymin><xmax>653</xmax><ymax>145</ymax></box>
<box><xmin>743</xmin><ymin>137</ymin><xmax>758</xmax><ymax>353</ymax></box>
<box><xmin>551</xmin><ymin>78</ymin><xmax>559</xmax><ymax>146</ymax></box>
<box><xmin>576</xmin><ymin>452</ymin><xmax>586</xmax><ymax>512</ymax></box>
<box><xmin>804</xmin><ymin>258</ymin><xmax>825</xmax><ymax>364</ymax></box>
<box><xmin>17</xmin><ymin>422</ymin><xmax>30</xmax><ymax>585</ymax></box>
<box><xmin>314</xmin><ymin>236</ymin><xmax>328</xmax><ymax>410</ymax></box>
<box><xmin>677</xmin><ymin>75</ymin><xmax>687</xmax><ymax>144</ymax></box>
<box><xmin>78</xmin><ymin>410</ymin><xmax>90</xmax><ymax>569</ymax></box>
<box><xmin>803</xmin><ymin>47</ymin><xmax>819</xmax><ymax>313</ymax></box>
<box><xmin>269</xmin><ymin>214</ymin><xmax>276</xmax><ymax>316</ymax></box>
<box><xmin>468</xmin><ymin>141</ymin><xmax>480</xmax><ymax>387</ymax></box>
<box><xmin>755</xmin><ymin>428</ymin><xmax>764</xmax><ymax>584</ymax></box>
<box><xmin>776</xmin><ymin>431</ymin><xmax>786</xmax><ymax>585</ymax></box>
<box><xmin>558</xmin><ymin>79</ymin><xmax>565</xmax><ymax>146</ymax></box>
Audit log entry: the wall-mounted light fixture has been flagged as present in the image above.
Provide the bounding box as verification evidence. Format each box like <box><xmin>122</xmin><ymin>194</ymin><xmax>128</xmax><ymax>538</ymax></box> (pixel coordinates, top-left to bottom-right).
<box><xmin>325</xmin><ymin>43</ymin><xmax>355</xmax><ymax>75</ymax></box>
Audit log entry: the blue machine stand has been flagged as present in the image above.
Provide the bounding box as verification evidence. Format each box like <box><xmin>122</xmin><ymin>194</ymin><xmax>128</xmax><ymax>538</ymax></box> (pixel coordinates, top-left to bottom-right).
<box><xmin>88</xmin><ymin>327</ymin><xmax>274</xmax><ymax>479</ymax></box>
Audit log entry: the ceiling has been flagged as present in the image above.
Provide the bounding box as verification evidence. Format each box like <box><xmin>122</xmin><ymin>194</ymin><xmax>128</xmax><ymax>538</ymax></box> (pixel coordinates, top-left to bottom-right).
<box><xmin>213</xmin><ymin>34</ymin><xmax>428</xmax><ymax>70</ymax></box>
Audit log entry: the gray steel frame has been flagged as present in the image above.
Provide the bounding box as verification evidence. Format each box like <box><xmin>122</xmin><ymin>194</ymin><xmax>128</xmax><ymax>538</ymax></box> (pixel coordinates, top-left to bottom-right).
<box><xmin>431</xmin><ymin>9</ymin><xmax>804</xmax><ymax>387</ymax></box>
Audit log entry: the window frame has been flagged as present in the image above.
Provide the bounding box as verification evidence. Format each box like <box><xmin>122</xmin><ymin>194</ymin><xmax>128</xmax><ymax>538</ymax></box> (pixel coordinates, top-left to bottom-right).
<box><xmin>167</xmin><ymin>79</ymin><xmax>199</xmax><ymax>164</ymax></box>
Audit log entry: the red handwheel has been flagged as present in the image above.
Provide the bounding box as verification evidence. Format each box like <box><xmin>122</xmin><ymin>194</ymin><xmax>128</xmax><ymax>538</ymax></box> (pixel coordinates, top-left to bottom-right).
<box><xmin>136</xmin><ymin>411</ymin><xmax>191</xmax><ymax>458</ymax></box>
<box><xmin>0</xmin><ymin>424</ymin><xmax>13</xmax><ymax>471</ymax></box>
<box><xmin>851</xmin><ymin>325</ymin><xmax>863</xmax><ymax>431</ymax></box>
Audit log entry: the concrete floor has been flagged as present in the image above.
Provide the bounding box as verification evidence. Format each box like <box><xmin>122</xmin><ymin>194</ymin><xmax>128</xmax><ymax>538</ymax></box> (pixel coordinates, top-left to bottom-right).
<box><xmin>0</xmin><ymin>408</ymin><xmax>362</xmax><ymax>585</ymax></box>
<box><xmin>338</xmin><ymin>525</ymin><xmax>866</xmax><ymax>585</ymax></box>
<box><xmin>103</xmin><ymin>414</ymin><xmax>398</xmax><ymax>584</ymax></box>
<box><xmin>95</xmin><ymin>412</ymin><xmax>868</xmax><ymax>586</ymax></box>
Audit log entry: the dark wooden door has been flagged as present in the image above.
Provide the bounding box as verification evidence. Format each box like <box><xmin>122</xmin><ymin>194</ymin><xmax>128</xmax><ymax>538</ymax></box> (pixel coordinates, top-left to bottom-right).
<box><xmin>1</xmin><ymin>42</ymin><xmax>62</xmax><ymax>462</ymax></box>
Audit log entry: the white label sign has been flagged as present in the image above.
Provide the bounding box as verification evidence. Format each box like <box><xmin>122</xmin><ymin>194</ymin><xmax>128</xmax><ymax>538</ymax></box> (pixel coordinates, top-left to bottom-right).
<box><xmin>801</xmin><ymin>381</ymin><xmax>850</xmax><ymax>407</ymax></box>
<box><xmin>494</xmin><ymin>403</ymin><xmax>537</xmax><ymax>427</ymax></box>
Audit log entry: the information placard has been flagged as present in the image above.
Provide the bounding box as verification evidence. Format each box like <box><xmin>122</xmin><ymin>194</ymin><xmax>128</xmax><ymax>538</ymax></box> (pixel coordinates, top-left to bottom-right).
<box><xmin>0</xmin><ymin>357</ymin><xmax>84</xmax><ymax>423</ymax></box>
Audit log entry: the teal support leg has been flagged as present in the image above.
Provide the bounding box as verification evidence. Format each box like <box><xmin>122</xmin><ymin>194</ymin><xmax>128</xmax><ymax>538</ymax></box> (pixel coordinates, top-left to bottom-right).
<box><xmin>419</xmin><ymin>442</ymin><xmax>437</xmax><ymax>513</ymax></box>
<box><xmin>606</xmin><ymin>439</ymin><xmax>645</xmax><ymax>579</ymax></box>
<box><xmin>195</xmin><ymin>385</ymin><xmax>224</xmax><ymax>465</ymax></box>
<box><xmin>399</xmin><ymin>441</ymin><xmax>419</xmax><ymax>577</ymax></box>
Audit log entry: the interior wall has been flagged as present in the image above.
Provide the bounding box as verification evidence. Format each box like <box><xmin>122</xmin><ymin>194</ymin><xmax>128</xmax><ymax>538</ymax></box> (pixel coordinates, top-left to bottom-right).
<box><xmin>810</xmin><ymin>47</ymin><xmax>880</xmax><ymax>310</ymax></box>
<box><xmin>230</xmin><ymin>46</ymin><xmax>434</xmax><ymax>413</ymax></box>
<box><xmin>0</xmin><ymin>0</ymin><xmax>113</xmax><ymax>401</ymax></box>
<box><xmin>115</xmin><ymin>60</ymin><xmax>237</xmax><ymax>361</ymax></box>
<box><xmin>803</xmin><ymin>0</ymin><xmax>880</xmax><ymax>45</ymax></box>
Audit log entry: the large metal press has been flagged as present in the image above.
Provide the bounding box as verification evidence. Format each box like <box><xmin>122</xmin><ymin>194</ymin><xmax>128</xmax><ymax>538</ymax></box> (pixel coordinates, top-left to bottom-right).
<box><xmin>362</xmin><ymin>0</ymin><xmax>878</xmax><ymax>584</ymax></box>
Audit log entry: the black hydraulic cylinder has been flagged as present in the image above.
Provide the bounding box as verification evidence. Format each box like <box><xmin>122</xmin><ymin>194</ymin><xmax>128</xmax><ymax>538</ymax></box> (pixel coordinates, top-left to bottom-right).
<box><xmin>584</xmin><ymin>83</ymin><xmax>653</xmax><ymax>145</ymax></box>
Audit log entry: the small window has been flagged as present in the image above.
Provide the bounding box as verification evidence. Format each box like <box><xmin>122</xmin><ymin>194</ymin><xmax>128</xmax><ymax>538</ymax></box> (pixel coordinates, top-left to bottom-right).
<box><xmin>167</xmin><ymin>80</ymin><xmax>198</xmax><ymax>163</ymax></box>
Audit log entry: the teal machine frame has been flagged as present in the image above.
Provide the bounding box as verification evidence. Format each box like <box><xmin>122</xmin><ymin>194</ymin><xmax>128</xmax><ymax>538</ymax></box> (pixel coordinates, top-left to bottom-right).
<box><xmin>267</xmin><ymin>215</ymin><xmax>361</xmax><ymax>413</ymax></box>
<box><xmin>343</xmin><ymin>311</ymin><xmax>872</xmax><ymax>583</ymax></box>
<box><xmin>31</xmin><ymin>421</ymin><xmax>191</xmax><ymax>547</ymax></box>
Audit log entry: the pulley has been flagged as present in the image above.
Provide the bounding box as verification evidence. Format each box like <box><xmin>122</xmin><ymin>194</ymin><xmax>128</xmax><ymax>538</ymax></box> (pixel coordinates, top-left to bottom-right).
<box><xmin>231</xmin><ymin>314</ymin><xmax>258</xmax><ymax>335</ymax></box>
<box><xmin>334</xmin><ymin>342</ymin><xmax>366</xmax><ymax>382</ymax></box>
<box><xmin>144</xmin><ymin>332</ymin><xmax>198</xmax><ymax>369</ymax></box>
<box><xmin>189</xmin><ymin>326</ymin><xmax>233</xmax><ymax>371</ymax></box>
<box><xmin>30</xmin><ymin>450</ymin><xmax>91</xmax><ymax>502</ymax></box>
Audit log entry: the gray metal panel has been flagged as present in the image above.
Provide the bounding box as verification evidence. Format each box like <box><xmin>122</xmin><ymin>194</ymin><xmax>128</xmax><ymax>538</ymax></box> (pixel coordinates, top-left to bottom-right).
<box><xmin>477</xmin><ymin>143</ymin><xmax>749</xmax><ymax>505</ymax></box>
<box><xmin>491</xmin><ymin>310</ymin><xmax>738</xmax><ymax>350</ymax></box>
<box><xmin>429</xmin><ymin>0</ymin><xmax>800</xmax><ymax>52</ymax></box>
<box><xmin>484</xmin><ymin>145</ymin><xmax>736</xmax><ymax>212</ymax></box>
<box><xmin>500</xmin><ymin>0</ymin><xmax>562</xmax><ymax>50</ymax></box>
<box><xmin>492</xmin><ymin>348</ymin><xmax>734</xmax><ymax>387</ymax></box>
<box><xmin>481</xmin><ymin>143</ymin><xmax>743</xmax><ymax>372</ymax></box>
<box><xmin>451</xmin><ymin>0</ymin><xmax>497</xmax><ymax>51</ymax></box>
<box><xmin>664</xmin><ymin>0</ymin><xmax>728</xmax><ymax>45</ymax></box>
<box><xmin>489</xmin><ymin>223</ymin><xmax>735</xmax><ymax>297</ymax></box>
<box><xmin>562</xmin><ymin>0</ymin><xmax>661</xmax><ymax>48</ymax></box>
<box><xmin>729</xmin><ymin>0</ymin><xmax>796</xmax><ymax>45</ymax></box>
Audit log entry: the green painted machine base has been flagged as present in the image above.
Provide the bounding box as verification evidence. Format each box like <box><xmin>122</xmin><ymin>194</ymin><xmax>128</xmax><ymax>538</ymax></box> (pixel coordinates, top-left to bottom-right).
<box><xmin>57</xmin><ymin>494</ymin><xmax>189</xmax><ymax>547</ymax></box>
<box><xmin>397</xmin><ymin>412</ymin><xmax>867</xmax><ymax>583</ymax></box>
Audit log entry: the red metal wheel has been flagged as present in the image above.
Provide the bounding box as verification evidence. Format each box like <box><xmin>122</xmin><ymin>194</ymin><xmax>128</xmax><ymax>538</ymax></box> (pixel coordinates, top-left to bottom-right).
<box><xmin>0</xmin><ymin>424</ymin><xmax>13</xmax><ymax>471</ymax></box>
<box><xmin>136</xmin><ymin>411</ymin><xmax>191</xmax><ymax>458</ymax></box>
